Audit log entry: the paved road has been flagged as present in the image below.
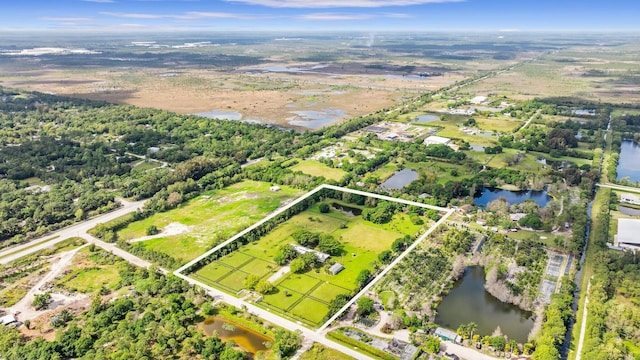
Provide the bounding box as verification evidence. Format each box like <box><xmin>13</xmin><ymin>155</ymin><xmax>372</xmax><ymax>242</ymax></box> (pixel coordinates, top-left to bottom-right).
<box><xmin>0</xmin><ymin>198</ymin><xmax>146</xmax><ymax>264</ymax></box>
<box><xmin>575</xmin><ymin>279</ymin><xmax>591</xmax><ymax>360</ymax></box>
<box><xmin>596</xmin><ymin>183</ymin><xmax>640</xmax><ymax>194</ymax></box>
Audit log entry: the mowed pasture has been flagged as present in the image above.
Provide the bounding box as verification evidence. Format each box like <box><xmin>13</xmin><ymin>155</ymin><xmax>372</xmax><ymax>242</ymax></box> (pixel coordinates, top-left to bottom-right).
<box><xmin>192</xmin><ymin>199</ymin><xmax>430</xmax><ymax>328</ymax></box>
<box><xmin>117</xmin><ymin>181</ymin><xmax>302</xmax><ymax>265</ymax></box>
<box><xmin>291</xmin><ymin>160</ymin><xmax>347</xmax><ymax>181</ymax></box>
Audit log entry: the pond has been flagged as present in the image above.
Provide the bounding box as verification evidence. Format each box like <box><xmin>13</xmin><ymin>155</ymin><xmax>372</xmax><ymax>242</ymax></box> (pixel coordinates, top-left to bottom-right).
<box><xmin>474</xmin><ymin>188</ymin><xmax>551</xmax><ymax>208</ymax></box>
<box><xmin>619</xmin><ymin>205</ymin><xmax>640</xmax><ymax>216</ymax></box>
<box><xmin>617</xmin><ymin>140</ymin><xmax>640</xmax><ymax>183</ymax></box>
<box><xmin>331</xmin><ymin>202</ymin><xmax>362</xmax><ymax>216</ymax></box>
<box><xmin>287</xmin><ymin>109</ymin><xmax>346</xmax><ymax>129</ymax></box>
<box><xmin>413</xmin><ymin>114</ymin><xmax>440</xmax><ymax>123</ymax></box>
<box><xmin>380</xmin><ymin>168</ymin><xmax>419</xmax><ymax>191</ymax></box>
<box><xmin>200</xmin><ymin>317</ymin><xmax>272</xmax><ymax>354</ymax></box>
<box><xmin>435</xmin><ymin>266</ymin><xmax>535</xmax><ymax>343</ymax></box>
<box><xmin>195</xmin><ymin>109</ymin><xmax>243</xmax><ymax>121</ymax></box>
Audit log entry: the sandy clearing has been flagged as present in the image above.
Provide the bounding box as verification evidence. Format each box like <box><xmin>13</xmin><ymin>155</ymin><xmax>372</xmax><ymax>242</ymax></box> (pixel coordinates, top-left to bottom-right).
<box><xmin>7</xmin><ymin>245</ymin><xmax>89</xmax><ymax>322</ymax></box>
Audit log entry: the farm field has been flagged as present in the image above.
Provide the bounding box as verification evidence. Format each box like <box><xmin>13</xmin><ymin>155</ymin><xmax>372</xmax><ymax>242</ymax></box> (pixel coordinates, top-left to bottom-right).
<box><xmin>191</xmin><ymin>193</ymin><xmax>434</xmax><ymax>328</ymax></box>
<box><xmin>117</xmin><ymin>181</ymin><xmax>302</xmax><ymax>265</ymax></box>
<box><xmin>291</xmin><ymin>160</ymin><xmax>347</xmax><ymax>181</ymax></box>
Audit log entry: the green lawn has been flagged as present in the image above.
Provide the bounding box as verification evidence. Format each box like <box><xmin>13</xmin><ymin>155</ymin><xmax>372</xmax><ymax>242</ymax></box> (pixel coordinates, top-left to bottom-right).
<box><xmin>291</xmin><ymin>159</ymin><xmax>347</xmax><ymax>181</ymax></box>
<box><xmin>117</xmin><ymin>181</ymin><xmax>301</xmax><ymax>265</ymax></box>
<box><xmin>290</xmin><ymin>298</ymin><xmax>330</xmax><ymax>325</ymax></box>
<box><xmin>309</xmin><ymin>283</ymin><xmax>350</xmax><ymax>301</ymax></box>
<box><xmin>262</xmin><ymin>288</ymin><xmax>304</xmax><ymax>309</ymax></box>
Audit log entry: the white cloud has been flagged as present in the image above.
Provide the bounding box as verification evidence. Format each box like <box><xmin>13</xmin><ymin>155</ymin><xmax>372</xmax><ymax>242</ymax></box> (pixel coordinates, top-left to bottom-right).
<box><xmin>101</xmin><ymin>11</ymin><xmax>253</xmax><ymax>20</ymax></box>
<box><xmin>100</xmin><ymin>12</ymin><xmax>165</xmax><ymax>19</ymax></box>
<box><xmin>40</xmin><ymin>17</ymin><xmax>93</xmax><ymax>22</ymax></box>
<box><xmin>298</xmin><ymin>13</ymin><xmax>373</xmax><ymax>21</ymax></box>
<box><xmin>179</xmin><ymin>11</ymin><xmax>253</xmax><ymax>19</ymax></box>
<box><xmin>226</xmin><ymin>0</ymin><xmax>462</xmax><ymax>8</ymax></box>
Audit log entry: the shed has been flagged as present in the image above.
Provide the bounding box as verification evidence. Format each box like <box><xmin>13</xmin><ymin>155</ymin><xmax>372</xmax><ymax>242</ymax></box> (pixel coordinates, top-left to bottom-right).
<box><xmin>329</xmin><ymin>263</ymin><xmax>344</xmax><ymax>275</ymax></box>
<box><xmin>434</xmin><ymin>327</ymin><xmax>461</xmax><ymax>343</ymax></box>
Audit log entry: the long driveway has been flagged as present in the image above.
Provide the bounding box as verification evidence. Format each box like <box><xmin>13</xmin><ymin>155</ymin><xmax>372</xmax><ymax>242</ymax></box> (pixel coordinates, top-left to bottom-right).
<box><xmin>596</xmin><ymin>183</ymin><xmax>640</xmax><ymax>194</ymax></box>
<box><xmin>0</xmin><ymin>198</ymin><xmax>146</xmax><ymax>264</ymax></box>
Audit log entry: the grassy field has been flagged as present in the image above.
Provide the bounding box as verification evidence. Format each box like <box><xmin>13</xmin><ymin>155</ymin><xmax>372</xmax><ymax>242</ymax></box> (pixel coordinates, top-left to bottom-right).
<box><xmin>291</xmin><ymin>159</ymin><xmax>347</xmax><ymax>181</ymax></box>
<box><xmin>193</xmin><ymin>197</ymin><xmax>431</xmax><ymax>328</ymax></box>
<box><xmin>117</xmin><ymin>181</ymin><xmax>302</xmax><ymax>265</ymax></box>
<box><xmin>55</xmin><ymin>247</ymin><xmax>125</xmax><ymax>293</ymax></box>
<box><xmin>300</xmin><ymin>343</ymin><xmax>355</xmax><ymax>360</ymax></box>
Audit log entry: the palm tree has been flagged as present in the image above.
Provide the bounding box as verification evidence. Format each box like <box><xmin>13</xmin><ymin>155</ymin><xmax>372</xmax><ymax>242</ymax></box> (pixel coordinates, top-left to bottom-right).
<box><xmin>467</xmin><ymin>322</ymin><xmax>478</xmax><ymax>340</ymax></box>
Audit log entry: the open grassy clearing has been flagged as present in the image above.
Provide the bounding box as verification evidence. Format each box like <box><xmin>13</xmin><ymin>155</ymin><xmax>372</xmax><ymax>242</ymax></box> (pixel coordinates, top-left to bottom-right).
<box><xmin>191</xmin><ymin>192</ymin><xmax>433</xmax><ymax>328</ymax></box>
<box><xmin>300</xmin><ymin>343</ymin><xmax>355</xmax><ymax>360</ymax></box>
<box><xmin>54</xmin><ymin>246</ymin><xmax>126</xmax><ymax>293</ymax></box>
<box><xmin>291</xmin><ymin>159</ymin><xmax>347</xmax><ymax>181</ymax></box>
<box><xmin>117</xmin><ymin>181</ymin><xmax>301</xmax><ymax>264</ymax></box>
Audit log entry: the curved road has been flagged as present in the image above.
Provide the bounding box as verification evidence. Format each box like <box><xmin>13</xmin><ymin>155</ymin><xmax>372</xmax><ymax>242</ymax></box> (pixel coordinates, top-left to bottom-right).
<box><xmin>0</xmin><ymin>198</ymin><xmax>146</xmax><ymax>264</ymax></box>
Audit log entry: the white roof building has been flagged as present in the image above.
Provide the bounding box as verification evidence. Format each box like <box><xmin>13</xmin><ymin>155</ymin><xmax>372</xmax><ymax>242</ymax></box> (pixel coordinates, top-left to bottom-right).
<box><xmin>614</xmin><ymin>218</ymin><xmax>640</xmax><ymax>250</ymax></box>
<box><xmin>620</xmin><ymin>193</ymin><xmax>640</xmax><ymax>206</ymax></box>
<box><xmin>423</xmin><ymin>135</ymin><xmax>451</xmax><ymax>146</ymax></box>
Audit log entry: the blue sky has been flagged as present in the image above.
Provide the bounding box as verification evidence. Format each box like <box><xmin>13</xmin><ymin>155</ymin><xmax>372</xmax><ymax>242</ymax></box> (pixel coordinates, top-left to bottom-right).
<box><xmin>1</xmin><ymin>0</ymin><xmax>639</xmax><ymax>32</ymax></box>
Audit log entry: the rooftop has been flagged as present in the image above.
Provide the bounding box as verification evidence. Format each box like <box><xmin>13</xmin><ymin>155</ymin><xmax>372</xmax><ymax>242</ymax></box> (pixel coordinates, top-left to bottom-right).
<box><xmin>615</xmin><ymin>218</ymin><xmax>640</xmax><ymax>249</ymax></box>
<box><xmin>423</xmin><ymin>135</ymin><xmax>451</xmax><ymax>145</ymax></box>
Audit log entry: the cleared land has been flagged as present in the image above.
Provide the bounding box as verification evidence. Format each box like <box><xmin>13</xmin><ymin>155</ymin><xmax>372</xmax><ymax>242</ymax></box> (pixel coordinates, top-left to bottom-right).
<box><xmin>291</xmin><ymin>160</ymin><xmax>347</xmax><ymax>181</ymax></box>
<box><xmin>118</xmin><ymin>181</ymin><xmax>302</xmax><ymax>264</ymax></box>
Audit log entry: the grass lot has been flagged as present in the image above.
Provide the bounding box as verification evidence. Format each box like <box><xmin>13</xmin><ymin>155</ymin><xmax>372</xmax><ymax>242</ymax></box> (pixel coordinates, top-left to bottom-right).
<box><xmin>378</xmin><ymin>290</ymin><xmax>396</xmax><ymax>310</ymax></box>
<box><xmin>405</xmin><ymin>160</ymin><xmax>473</xmax><ymax>184</ymax></box>
<box><xmin>291</xmin><ymin>159</ymin><xmax>347</xmax><ymax>181</ymax></box>
<box><xmin>192</xmin><ymin>195</ymin><xmax>432</xmax><ymax>328</ymax></box>
<box><xmin>300</xmin><ymin>343</ymin><xmax>355</xmax><ymax>360</ymax></box>
<box><xmin>55</xmin><ymin>247</ymin><xmax>125</xmax><ymax>293</ymax></box>
<box><xmin>117</xmin><ymin>181</ymin><xmax>301</xmax><ymax>265</ymax></box>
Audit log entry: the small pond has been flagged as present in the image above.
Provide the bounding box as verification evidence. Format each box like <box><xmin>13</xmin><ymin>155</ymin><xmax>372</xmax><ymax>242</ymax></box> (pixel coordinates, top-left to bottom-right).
<box><xmin>287</xmin><ymin>109</ymin><xmax>346</xmax><ymax>129</ymax></box>
<box><xmin>200</xmin><ymin>317</ymin><xmax>272</xmax><ymax>354</ymax></box>
<box><xmin>380</xmin><ymin>168</ymin><xmax>419</xmax><ymax>191</ymax></box>
<box><xmin>619</xmin><ymin>205</ymin><xmax>640</xmax><ymax>217</ymax></box>
<box><xmin>474</xmin><ymin>188</ymin><xmax>551</xmax><ymax>208</ymax></box>
<box><xmin>414</xmin><ymin>114</ymin><xmax>440</xmax><ymax>123</ymax></box>
<box><xmin>435</xmin><ymin>266</ymin><xmax>535</xmax><ymax>343</ymax></box>
<box><xmin>331</xmin><ymin>202</ymin><xmax>362</xmax><ymax>216</ymax></box>
<box><xmin>617</xmin><ymin>140</ymin><xmax>640</xmax><ymax>183</ymax></box>
<box><xmin>195</xmin><ymin>109</ymin><xmax>243</xmax><ymax>121</ymax></box>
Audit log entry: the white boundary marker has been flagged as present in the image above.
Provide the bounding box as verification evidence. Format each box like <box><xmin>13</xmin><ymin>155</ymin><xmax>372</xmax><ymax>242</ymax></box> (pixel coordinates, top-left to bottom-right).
<box><xmin>175</xmin><ymin>184</ymin><xmax>452</xmax><ymax>332</ymax></box>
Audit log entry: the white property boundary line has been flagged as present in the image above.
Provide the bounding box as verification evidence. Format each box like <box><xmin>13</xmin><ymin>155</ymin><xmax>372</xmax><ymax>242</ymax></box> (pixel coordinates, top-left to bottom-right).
<box><xmin>175</xmin><ymin>184</ymin><xmax>452</xmax><ymax>332</ymax></box>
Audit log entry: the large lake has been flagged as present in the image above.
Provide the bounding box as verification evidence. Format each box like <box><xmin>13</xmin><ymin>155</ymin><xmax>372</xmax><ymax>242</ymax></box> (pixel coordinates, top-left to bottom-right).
<box><xmin>617</xmin><ymin>140</ymin><xmax>640</xmax><ymax>183</ymax></box>
<box><xmin>435</xmin><ymin>266</ymin><xmax>535</xmax><ymax>343</ymax></box>
<box><xmin>474</xmin><ymin>188</ymin><xmax>551</xmax><ymax>208</ymax></box>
